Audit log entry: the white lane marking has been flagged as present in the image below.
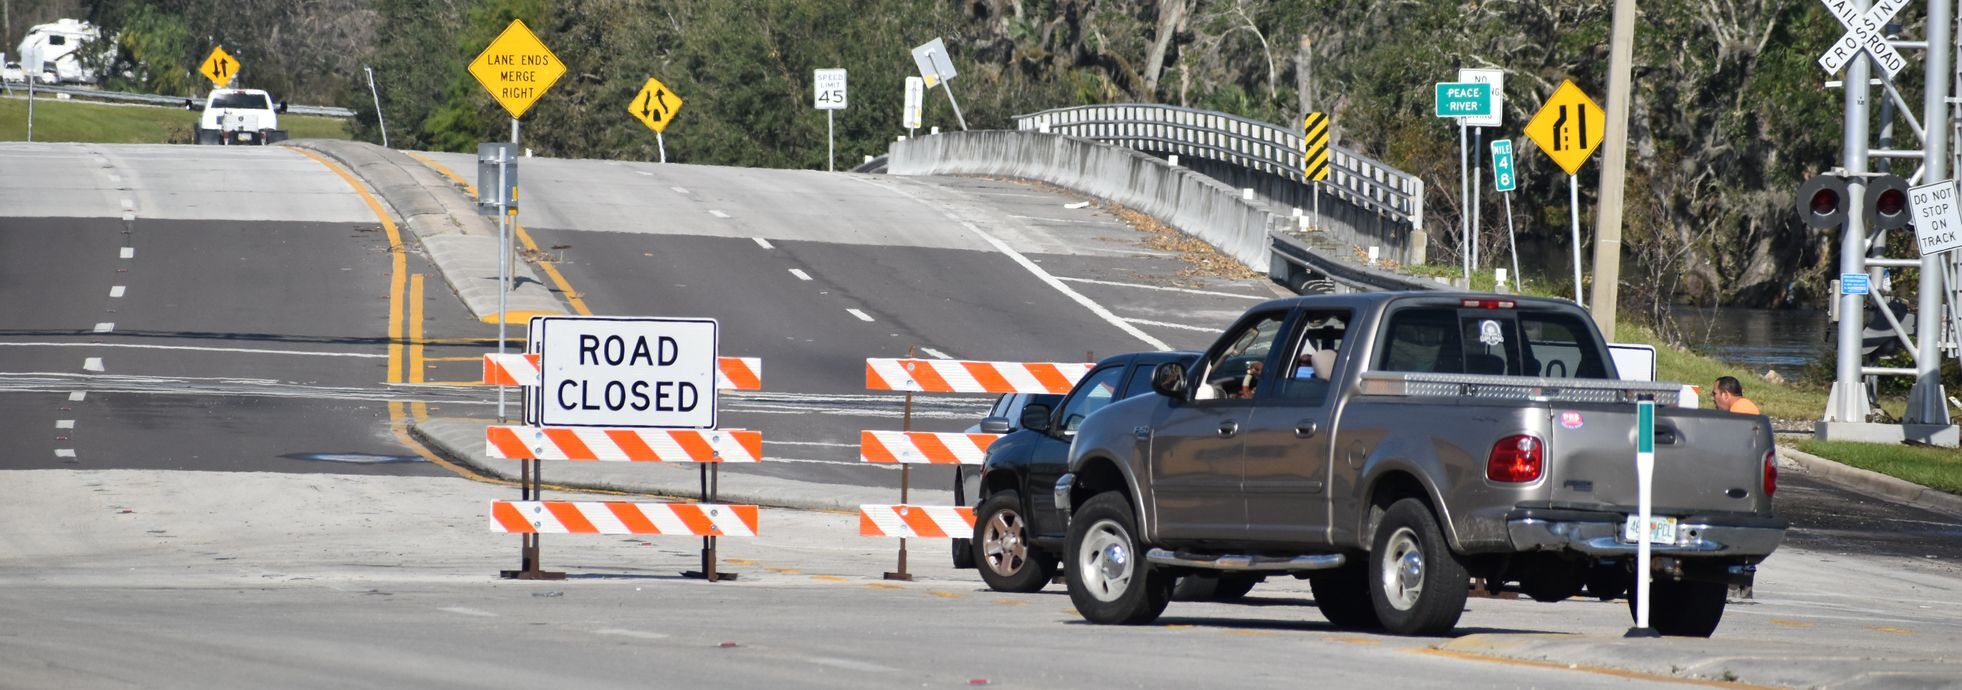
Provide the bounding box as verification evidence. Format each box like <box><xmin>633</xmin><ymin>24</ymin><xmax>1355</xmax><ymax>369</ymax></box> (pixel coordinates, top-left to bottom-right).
<box><xmin>122</xmin><ymin>213</ymin><xmax>135</xmax><ymax>222</ymax></box>
<box><xmin>56</xmin><ymin>420</ymin><xmax>75</xmax><ymax>429</ymax></box>
<box><xmin>1055</xmin><ymin>276</ymin><xmax>1265</xmax><ymax>300</ymax></box>
<box><xmin>847</xmin><ymin>308</ymin><xmax>874</xmax><ymax>322</ymax></box>
<box><xmin>850</xmin><ymin>178</ymin><xmax>1169</xmax><ymax>350</ymax></box>
<box><xmin>82</xmin><ymin>358</ymin><xmax>104</xmax><ymax>372</ymax></box>
<box><xmin>710</xmin><ymin>210</ymin><xmax>732</xmax><ymax>219</ymax></box>
<box><xmin>119</xmin><ymin>198</ymin><xmax>134</xmax><ymax>211</ymax></box>
<box><xmin>594</xmin><ymin>628</ymin><xmax>670</xmax><ymax>640</ymax></box>
<box><xmin>109</xmin><ymin>286</ymin><xmax>126</xmax><ymax>298</ymax></box>
<box><xmin>55</xmin><ymin>449</ymin><xmax>76</xmax><ymax>458</ymax></box>
<box><xmin>0</xmin><ymin>342</ymin><xmax>386</xmax><ymax>359</ymax></box>
<box><xmin>120</xmin><ymin>247</ymin><xmax>134</xmax><ymax>259</ymax></box>
<box><xmin>1008</xmin><ymin>215</ymin><xmax>1075</xmax><ymax>223</ymax></box>
<box><xmin>751</xmin><ymin>237</ymin><xmax>772</xmax><ymax>249</ymax></box>
<box><xmin>767</xmin><ymin>440</ymin><xmax>859</xmax><ymax>448</ymax></box>
<box><xmin>93</xmin><ymin>323</ymin><xmax>115</xmax><ymax>333</ymax></box>
<box><xmin>634</xmin><ymin>170</ymin><xmax>654</xmax><ymax>176</ymax></box>
<box><xmin>68</xmin><ymin>391</ymin><xmax>86</xmax><ymax>402</ymax></box>
<box><xmin>921</xmin><ymin>347</ymin><xmax>953</xmax><ymax>360</ymax></box>
<box><xmin>439</xmin><ymin>607</ymin><xmax>498</xmax><ymax>617</ymax></box>
<box><xmin>801</xmin><ymin>656</ymin><xmax>897</xmax><ymax>673</ymax></box>
<box><xmin>788</xmin><ymin>268</ymin><xmax>812</xmax><ymax>281</ymax></box>
<box><xmin>1123</xmin><ymin>318</ymin><xmax>1217</xmax><ymax>332</ymax></box>
<box><xmin>107</xmin><ymin>174</ymin><xmax>122</xmax><ymax>184</ymax></box>
<box><xmin>670</xmin><ymin>186</ymin><xmax>690</xmax><ymax>195</ymax></box>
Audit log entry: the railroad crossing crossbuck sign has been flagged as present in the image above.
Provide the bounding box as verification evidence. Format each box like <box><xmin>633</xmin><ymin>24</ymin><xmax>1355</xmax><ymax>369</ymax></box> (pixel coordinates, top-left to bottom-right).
<box><xmin>628</xmin><ymin>77</ymin><xmax>683</xmax><ymax>133</ymax></box>
<box><xmin>200</xmin><ymin>46</ymin><xmax>239</xmax><ymax>88</ymax></box>
<box><xmin>1524</xmin><ymin>80</ymin><xmax>1606</xmax><ymax>176</ymax></box>
<box><xmin>1303</xmin><ymin>112</ymin><xmax>1329</xmax><ymax>181</ymax></box>
<box><xmin>1817</xmin><ymin>0</ymin><xmax>1908</xmax><ymax>78</ymax></box>
<box><xmin>468</xmin><ymin>19</ymin><xmax>567</xmax><ymax>119</ymax></box>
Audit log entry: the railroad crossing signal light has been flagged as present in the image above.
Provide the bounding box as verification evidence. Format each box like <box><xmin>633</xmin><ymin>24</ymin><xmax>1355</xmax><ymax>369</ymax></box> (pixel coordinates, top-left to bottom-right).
<box><xmin>1866</xmin><ymin>174</ymin><xmax>1911</xmax><ymax>230</ymax></box>
<box><xmin>1796</xmin><ymin>175</ymin><xmax>1848</xmax><ymax>230</ymax></box>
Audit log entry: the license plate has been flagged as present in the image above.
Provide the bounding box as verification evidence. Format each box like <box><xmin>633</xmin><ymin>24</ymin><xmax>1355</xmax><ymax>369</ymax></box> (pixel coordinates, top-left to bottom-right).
<box><xmin>239</xmin><ymin>133</ymin><xmax>254</xmax><ymax>141</ymax></box>
<box><xmin>1622</xmin><ymin>514</ymin><xmax>1677</xmax><ymax>544</ymax></box>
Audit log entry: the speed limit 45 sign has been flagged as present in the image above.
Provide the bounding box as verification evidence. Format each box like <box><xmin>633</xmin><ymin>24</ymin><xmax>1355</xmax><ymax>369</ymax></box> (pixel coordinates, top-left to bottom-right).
<box><xmin>814</xmin><ymin>68</ymin><xmax>847</xmax><ymax>110</ymax></box>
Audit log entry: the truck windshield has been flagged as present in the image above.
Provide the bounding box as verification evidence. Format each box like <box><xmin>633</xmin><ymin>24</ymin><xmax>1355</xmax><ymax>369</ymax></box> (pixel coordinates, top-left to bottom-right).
<box><xmin>212</xmin><ymin>92</ymin><xmax>271</xmax><ymax>110</ymax></box>
<box><xmin>1376</xmin><ymin>306</ymin><xmax>1611</xmax><ymax>379</ymax></box>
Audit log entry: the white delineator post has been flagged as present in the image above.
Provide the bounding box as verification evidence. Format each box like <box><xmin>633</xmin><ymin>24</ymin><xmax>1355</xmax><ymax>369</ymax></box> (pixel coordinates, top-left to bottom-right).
<box><xmin>1569</xmin><ymin>174</ymin><xmax>1583</xmax><ymax>305</ymax></box>
<box><xmin>1629</xmin><ymin>399</ymin><xmax>1658</xmax><ymax>636</ymax></box>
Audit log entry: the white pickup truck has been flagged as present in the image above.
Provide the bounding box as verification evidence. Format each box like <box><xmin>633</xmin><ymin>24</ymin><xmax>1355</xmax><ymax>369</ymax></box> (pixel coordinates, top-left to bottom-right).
<box><xmin>188</xmin><ymin>88</ymin><xmax>288</xmax><ymax>145</ymax></box>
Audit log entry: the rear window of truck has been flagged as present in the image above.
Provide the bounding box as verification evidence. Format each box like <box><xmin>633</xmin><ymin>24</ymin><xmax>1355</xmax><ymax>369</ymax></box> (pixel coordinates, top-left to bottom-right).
<box><xmin>1376</xmin><ymin>307</ymin><xmax>1611</xmax><ymax>378</ymax></box>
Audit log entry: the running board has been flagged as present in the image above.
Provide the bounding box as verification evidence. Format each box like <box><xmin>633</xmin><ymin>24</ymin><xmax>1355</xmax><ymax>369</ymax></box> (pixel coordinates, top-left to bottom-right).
<box><xmin>1145</xmin><ymin>549</ymin><xmax>1346</xmax><ymax>572</ymax></box>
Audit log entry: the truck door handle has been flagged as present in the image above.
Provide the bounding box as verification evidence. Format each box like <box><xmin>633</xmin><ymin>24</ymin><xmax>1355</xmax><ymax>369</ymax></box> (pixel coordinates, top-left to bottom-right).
<box><xmin>1218</xmin><ymin>421</ymin><xmax>1239</xmax><ymax>438</ymax></box>
<box><xmin>1295</xmin><ymin>421</ymin><xmax>1320</xmax><ymax>438</ymax></box>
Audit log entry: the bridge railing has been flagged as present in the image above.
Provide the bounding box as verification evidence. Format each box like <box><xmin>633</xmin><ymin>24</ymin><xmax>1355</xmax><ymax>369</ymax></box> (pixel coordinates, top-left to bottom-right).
<box><xmin>1011</xmin><ymin>104</ymin><xmax>1423</xmax><ymax>233</ymax></box>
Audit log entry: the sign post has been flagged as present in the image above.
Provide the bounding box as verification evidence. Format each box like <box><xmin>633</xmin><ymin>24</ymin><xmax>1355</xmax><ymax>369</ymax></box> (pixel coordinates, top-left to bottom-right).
<box><xmin>903</xmin><ymin>76</ymin><xmax>924</xmax><ymax>138</ymax></box>
<box><xmin>1626</xmin><ymin>399</ymin><xmax>1661</xmax><ymax>637</ymax></box>
<box><xmin>814</xmin><ymin>68</ymin><xmax>848</xmax><ymax>171</ymax></box>
<box><xmin>1524</xmin><ymin>80</ymin><xmax>1606</xmax><ymax>305</ymax></box>
<box><xmin>1435</xmin><ymin>81</ymin><xmax>1494</xmax><ymax>282</ymax></box>
<box><xmin>469</xmin><ymin>19</ymin><xmax>566</xmax><ymax>426</ymax></box>
<box><xmin>1491</xmin><ymin>139</ymin><xmax>1522</xmax><ymax>293</ymax></box>
<box><xmin>1304</xmin><ymin>111</ymin><xmax>1330</xmax><ymax>228</ymax></box>
<box><xmin>1460</xmin><ymin>69</ymin><xmax>1504</xmax><ymax>271</ymax></box>
<box><xmin>628</xmin><ymin>77</ymin><xmax>684</xmax><ymax>163</ymax></box>
<box><xmin>911</xmin><ymin>38</ymin><xmax>966</xmax><ymax>131</ymax></box>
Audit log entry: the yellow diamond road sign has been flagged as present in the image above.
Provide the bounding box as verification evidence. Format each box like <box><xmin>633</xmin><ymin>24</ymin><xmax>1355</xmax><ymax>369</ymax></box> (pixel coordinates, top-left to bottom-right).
<box><xmin>200</xmin><ymin>46</ymin><xmax>239</xmax><ymax>88</ymax></box>
<box><xmin>628</xmin><ymin>77</ymin><xmax>683</xmax><ymax>133</ymax></box>
<box><xmin>468</xmin><ymin>19</ymin><xmax>566</xmax><ymax>119</ymax></box>
<box><xmin>1524</xmin><ymin>80</ymin><xmax>1606</xmax><ymax>176</ymax></box>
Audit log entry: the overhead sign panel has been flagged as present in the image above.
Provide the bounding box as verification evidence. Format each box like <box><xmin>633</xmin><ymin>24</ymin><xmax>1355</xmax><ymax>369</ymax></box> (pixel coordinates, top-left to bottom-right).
<box><xmin>1524</xmin><ymin>80</ymin><xmax>1606</xmax><ymax>176</ymax></box>
<box><xmin>468</xmin><ymin>19</ymin><xmax>567</xmax><ymax>119</ymax></box>
<box><xmin>1457</xmin><ymin>68</ymin><xmax>1505</xmax><ymax>128</ymax></box>
<box><xmin>537</xmin><ymin>317</ymin><xmax>719</xmax><ymax>429</ymax></box>
<box><xmin>1434</xmin><ymin>82</ymin><xmax>1494</xmax><ymax>119</ymax></box>
<box><xmin>1910</xmin><ymin>179</ymin><xmax>1962</xmax><ymax>256</ymax></box>
<box><xmin>911</xmin><ymin>38</ymin><xmax>957</xmax><ymax>88</ymax></box>
<box><xmin>628</xmin><ymin>76</ymin><xmax>683</xmax><ymax>133</ymax></box>
<box><xmin>200</xmin><ymin>46</ymin><xmax>239</xmax><ymax>88</ymax></box>
<box><xmin>814</xmin><ymin>68</ymin><xmax>847</xmax><ymax>110</ymax></box>
<box><xmin>1817</xmin><ymin>0</ymin><xmax>1908</xmax><ymax>78</ymax></box>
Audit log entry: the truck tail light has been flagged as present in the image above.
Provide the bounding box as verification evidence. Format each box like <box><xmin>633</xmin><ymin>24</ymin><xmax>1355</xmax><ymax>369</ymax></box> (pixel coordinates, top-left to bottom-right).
<box><xmin>1763</xmin><ymin>449</ymin><xmax>1778</xmax><ymax>497</ymax></box>
<box><xmin>1486</xmin><ymin>434</ymin><xmax>1543</xmax><ymax>483</ymax></box>
<box><xmin>1459</xmin><ymin>298</ymin><xmax>1516</xmax><ymax>309</ymax></box>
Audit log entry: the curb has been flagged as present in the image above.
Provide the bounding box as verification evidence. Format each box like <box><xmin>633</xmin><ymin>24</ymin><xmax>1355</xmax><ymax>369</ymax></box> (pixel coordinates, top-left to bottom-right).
<box><xmin>1778</xmin><ymin>445</ymin><xmax>1962</xmax><ymax>518</ymax></box>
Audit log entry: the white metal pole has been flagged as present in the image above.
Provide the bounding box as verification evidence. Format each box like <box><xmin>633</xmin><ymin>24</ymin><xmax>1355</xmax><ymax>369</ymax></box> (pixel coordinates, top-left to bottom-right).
<box><xmin>1570</xmin><ymin>173</ymin><xmax>1584</xmax><ymax>305</ymax></box>
<box><xmin>1504</xmin><ymin>191</ymin><xmax>1522</xmax><ymax>294</ymax></box>
<box><xmin>365</xmin><ymin>66</ymin><xmax>388</xmax><ymax>149</ymax></box>
<box><xmin>1472</xmin><ymin>126</ymin><xmax>1483</xmax><ymax>271</ymax></box>
<box><xmin>657</xmin><ymin>132</ymin><xmax>666</xmax><ymax>163</ymax></box>
<box><xmin>1831</xmin><ymin>2</ymin><xmax>1875</xmax><ymax>424</ymax></box>
<box><xmin>1634</xmin><ymin>400</ymin><xmax>1656</xmax><ymax>634</ymax></box>
<box><xmin>1908</xmin><ymin>0</ymin><xmax>1954</xmax><ymax>426</ymax></box>
<box><xmin>1459</xmin><ymin>122</ymin><xmax>1470</xmax><ymax>282</ymax></box>
<box><xmin>496</xmin><ymin>151</ymin><xmax>509</xmax><ymax>423</ymax></box>
<box><xmin>827</xmin><ymin>109</ymin><xmax>835</xmax><ymax>172</ymax></box>
<box><xmin>932</xmin><ymin>60</ymin><xmax>968</xmax><ymax>131</ymax></box>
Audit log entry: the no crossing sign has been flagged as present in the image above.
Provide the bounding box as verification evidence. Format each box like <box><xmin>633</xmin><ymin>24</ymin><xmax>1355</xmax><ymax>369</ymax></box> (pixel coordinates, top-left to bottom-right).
<box><xmin>537</xmin><ymin>317</ymin><xmax>719</xmax><ymax>429</ymax></box>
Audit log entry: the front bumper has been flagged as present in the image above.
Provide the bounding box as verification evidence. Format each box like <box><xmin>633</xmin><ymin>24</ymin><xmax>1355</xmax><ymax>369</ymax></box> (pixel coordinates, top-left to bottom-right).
<box><xmin>1505</xmin><ymin>507</ymin><xmax>1787</xmax><ymax>558</ymax></box>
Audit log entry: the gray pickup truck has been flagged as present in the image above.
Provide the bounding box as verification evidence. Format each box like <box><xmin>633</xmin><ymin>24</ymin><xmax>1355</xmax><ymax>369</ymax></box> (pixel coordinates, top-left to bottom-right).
<box><xmin>1055</xmin><ymin>292</ymin><xmax>1785</xmax><ymax>637</ymax></box>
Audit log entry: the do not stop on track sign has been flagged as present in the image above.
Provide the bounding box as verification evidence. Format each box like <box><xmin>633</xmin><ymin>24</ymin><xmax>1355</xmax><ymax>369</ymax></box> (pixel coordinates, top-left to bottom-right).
<box><xmin>536</xmin><ymin>317</ymin><xmax>719</xmax><ymax>429</ymax></box>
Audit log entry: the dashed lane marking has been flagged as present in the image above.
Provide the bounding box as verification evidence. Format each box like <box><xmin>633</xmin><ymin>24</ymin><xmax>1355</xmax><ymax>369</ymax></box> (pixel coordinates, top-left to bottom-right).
<box><xmin>671</xmin><ymin>186</ymin><xmax>690</xmax><ymax>195</ymax></box>
<box><xmin>1054</xmin><ymin>275</ymin><xmax>1266</xmax><ymax>300</ymax></box>
<box><xmin>709</xmin><ymin>210</ymin><xmax>731</xmax><ymax>219</ymax></box>
<box><xmin>120</xmin><ymin>247</ymin><xmax>134</xmax><ymax>259</ymax></box>
<box><xmin>1122</xmin><ymin>317</ymin><xmax>1216</xmax><ymax>332</ymax></box>
<box><xmin>82</xmin><ymin>358</ymin><xmax>104</xmax><ymax>372</ymax></box>
<box><xmin>789</xmin><ymin>268</ymin><xmax>812</xmax><ymax>281</ymax></box>
<box><xmin>93</xmin><ymin>323</ymin><xmax>114</xmax><ymax>333</ymax></box>
<box><xmin>920</xmin><ymin>347</ymin><xmax>953</xmax><ymax>360</ymax></box>
<box><xmin>0</xmin><ymin>342</ymin><xmax>385</xmax><ymax>359</ymax></box>
<box><xmin>68</xmin><ymin>392</ymin><xmax>85</xmax><ymax>402</ymax></box>
<box><xmin>595</xmin><ymin>629</ymin><xmax>669</xmax><ymax>640</ymax></box>
<box><xmin>751</xmin><ymin>236</ymin><xmax>771</xmax><ymax>248</ymax></box>
<box><xmin>109</xmin><ymin>286</ymin><xmax>125</xmax><ymax>298</ymax></box>
<box><xmin>55</xmin><ymin>420</ymin><xmax>74</xmax><ymax>429</ymax></box>
<box><xmin>802</xmin><ymin>657</ymin><xmax>897</xmax><ymax>673</ymax></box>
<box><xmin>847</xmin><ymin>308</ymin><xmax>874</xmax><ymax>322</ymax></box>
<box><xmin>55</xmin><ymin>449</ymin><xmax>76</xmax><ymax>458</ymax></box>
<box><xmin>438</xmin><ymin>607</ymin><xmax>498</xmax><ymax>617</ymax></box>
<box><xmin>119</xmin><ymin>198</ymin><xmax>134</xmax><ymax>211</ymax></box>
<box><xmin>122</xmin><ymin>212</ymin><xmax>135</xmax><ymax>222</ymax></box>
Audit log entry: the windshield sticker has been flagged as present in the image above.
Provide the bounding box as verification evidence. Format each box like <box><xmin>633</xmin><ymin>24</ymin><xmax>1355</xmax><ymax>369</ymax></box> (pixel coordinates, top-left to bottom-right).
<box><xmin>1559</xmin><ymin>411</ymin><xmax>1584</xmax><ymax>429</ymax></box>
<box><xmin>1478</xmin><ymin>320</ymin><xmax>1505</xmax><ymax>347</ymax></box>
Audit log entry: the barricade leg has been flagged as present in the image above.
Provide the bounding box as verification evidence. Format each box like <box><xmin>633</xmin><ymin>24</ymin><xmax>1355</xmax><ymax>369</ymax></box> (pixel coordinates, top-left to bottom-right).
<box><xmin>683</xmin><ymin>463</ymin><xmax>737</xmax><ymax>582</ymax></box>
<box><xmin>503</xmin><ymin>457</ymin><xmax>566</xmax><ymax>580</ymax></box>
<box><xmin>884</xmin><ymin>389</ymin><xmax>915</xmax><ymax>582</ymax></box>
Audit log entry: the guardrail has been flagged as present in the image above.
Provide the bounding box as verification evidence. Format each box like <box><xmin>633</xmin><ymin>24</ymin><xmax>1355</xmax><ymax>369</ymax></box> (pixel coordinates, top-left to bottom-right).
<box><xmin>10</xmin><ymin>83</ymin><xmax>354</xmax><ymax>118</ymax></box>
<box><xmin>1011</xmin><ymin>104</ymin><xmax>1422</xmax><ymax>232</ymax></box>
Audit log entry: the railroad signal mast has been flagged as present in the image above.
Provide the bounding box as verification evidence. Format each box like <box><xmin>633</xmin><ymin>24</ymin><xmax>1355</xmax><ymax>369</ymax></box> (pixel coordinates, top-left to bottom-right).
<box><xmin>1808</xmin><ymin>0</ymin><xmax>1960</xmax><ymax>447</ymax></box>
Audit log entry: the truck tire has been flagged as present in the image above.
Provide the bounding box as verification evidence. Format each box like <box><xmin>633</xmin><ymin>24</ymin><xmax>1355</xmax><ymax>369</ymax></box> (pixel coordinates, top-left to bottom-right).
<box><xmin>1629</xmin><ymin>578</ymin><xmax>1727</xmax><ymax>637</ymax></box>
<box><xmin>1172</xmin><ymin>573</ymin><xmax>1260</xmax><ymax>601</ymax></box>
<box><xmin>1310</xmin><ymin>564</ymin><xmax>1381</xmax><ymax>629</ymax></box>
<box><xmin>196</xmin><ymin>128</ymin><xmax>221</xmax><ymax>146</ymax></box>
<box><xmin>1585</xmin><ymin>562</ymin><xmax>1630</xmax><ymax>600</ymax></box>
<box><xmin>973</xmin><ymin>491</ymin><xmax>1058</xmax><ymax>592</ymax></box>
<box><xmin>1066</xmin><ymin>492</ymin><xmax>1171</xmax><ymax>625</ymax></box>
<box><xmin>1368</xmin><ymin>498</ymin><xmax>1469</xmax><ymax>635</ymax></box>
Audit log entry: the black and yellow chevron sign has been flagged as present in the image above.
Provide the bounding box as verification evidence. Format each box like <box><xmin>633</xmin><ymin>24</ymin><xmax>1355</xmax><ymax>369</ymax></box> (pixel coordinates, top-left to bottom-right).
<box><xmin>1303</xmin><ymin>112</ymin><xmax>1330</xmax><ymax>181</ymax></box>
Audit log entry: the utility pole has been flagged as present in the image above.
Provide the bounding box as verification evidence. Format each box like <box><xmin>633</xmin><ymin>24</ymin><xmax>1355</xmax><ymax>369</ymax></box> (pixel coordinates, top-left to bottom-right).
<box><xmin>1588</xmin><ymin>0</ymin><xmax>1638</xmax><ymax>340</ymax></box>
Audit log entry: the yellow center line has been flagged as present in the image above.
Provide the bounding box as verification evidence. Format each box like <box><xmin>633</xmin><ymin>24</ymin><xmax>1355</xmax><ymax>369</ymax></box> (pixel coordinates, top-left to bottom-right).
<box><xmin>423</xmin><ymin>356</ymin><xmax>488</xmax><ymax>362</ymax></box>
<box><xmin>1411</xmin><ymin>647</ymin><xmax>1779</xmax><ymax>689</ymax></box>
<box><xmin>409</xmin><ymin>274</ymin><xmax>430</xmax><ymax>422</ymax></box>
<box><xmin>403</xmin><ymin>150</ymin><xmax>593</xmax><ymax>316</ymax></box>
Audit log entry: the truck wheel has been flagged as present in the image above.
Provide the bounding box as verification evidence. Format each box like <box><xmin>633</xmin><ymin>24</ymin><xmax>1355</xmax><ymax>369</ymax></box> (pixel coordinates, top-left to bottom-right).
<box><xmin>974</xmin><ymin>491</ymin><xmax>1057</xmax><ymax>592</ymax></box>
<box><xmin>1172</xmin><ymin>573</ymin><xmax>1261</xmax><ymax>601</ymax></box>
<box><xmin>1629</xmin><ymin>578</ymin><xmax>1727</xmax><ymax>637</ymax></box>
<box><xmin>1368</xmin><ymin>498</ymin><xmax>1469</xmax><ymax>635</ymax></box>
<box><xmin>1310</xmin><ymin>563</ymin><xmax>1381</xmax><ymax>629</ymax></box>
<box><xmin>951</xmin><ymin>538</ymin><xmax>975</xmax><ymax>569</ymax></box>
<box><xmin>196</xmin><ymin>128</ymin><xmax>220</xmax><ymax>146</ymax></box>
<box><xmin>1066</xmin><ymin>492</ymin><xmax>1171</xmax><ymax>625</ymax></box>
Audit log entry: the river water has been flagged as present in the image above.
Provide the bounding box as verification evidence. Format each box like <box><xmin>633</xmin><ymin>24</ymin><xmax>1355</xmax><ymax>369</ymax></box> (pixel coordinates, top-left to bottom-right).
<box><xmin>1662</xmin><ymin>306</ymin><xmax>1830</xmax><ymax>380</ymax></box>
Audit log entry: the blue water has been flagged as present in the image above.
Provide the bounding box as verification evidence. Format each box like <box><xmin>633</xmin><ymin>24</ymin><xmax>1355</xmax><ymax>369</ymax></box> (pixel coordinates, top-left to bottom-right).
<box><xmin>1663</xmin><ymin>307</ymin><xmax>1830</xmax><ymax>380</ymax></box>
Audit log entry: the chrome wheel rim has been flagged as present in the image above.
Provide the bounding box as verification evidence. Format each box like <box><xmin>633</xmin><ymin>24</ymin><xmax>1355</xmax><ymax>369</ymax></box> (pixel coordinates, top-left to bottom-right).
<box><xmin>982</xmin><ymin>509</ymin><xmax>1028</xmax><ymax>577</ymax></box>
<box><xmin>1381</xmin><ymin>526</ymin><xmax>1424</xmax><ymax>611</ymax></box>
<box><xmin>1078</xmin><ymin>519</ymin><xmax>1133</xmax><ymax>603</ymax></box>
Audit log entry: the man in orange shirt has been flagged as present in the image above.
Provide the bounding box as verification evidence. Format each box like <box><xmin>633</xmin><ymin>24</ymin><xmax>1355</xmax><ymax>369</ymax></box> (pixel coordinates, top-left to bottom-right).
<box><xmin>1713</xmin><ymin>376</ymin><xmax>1762</xmax><ymax>415</ymax></box>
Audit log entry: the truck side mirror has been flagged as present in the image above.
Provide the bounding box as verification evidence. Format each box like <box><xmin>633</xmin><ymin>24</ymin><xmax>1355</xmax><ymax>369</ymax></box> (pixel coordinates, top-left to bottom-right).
<box><xmin>183</xmin><ymin>99</ymin><xmax>198</xmax><ymax>111</ymax></box>
<box><xmin>1019</xmin><ymin>403</ymin><xmax>1052</xmax><ymax>433</ymax></box>
<box><xmin>277</xmin><ymin>101</ymin><xmax>289</xmax><ymax>114</ymax></box>
<box><xmin>1150</xmin><ymin>362</ymin><xmax>1188</xmax><ymax>398</ymax></box>
<box><xmin>979</xmin><ymin>417</ymin><xmax>1012</xmax><ymax>434</ymax></box>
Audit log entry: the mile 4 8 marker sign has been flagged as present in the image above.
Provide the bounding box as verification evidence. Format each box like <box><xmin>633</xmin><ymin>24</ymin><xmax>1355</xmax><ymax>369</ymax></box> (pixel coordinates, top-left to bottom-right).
<box><xmin>469</xmin><ymin>19</ymin><xmax>566</xmax><ymax>119</ymax></box>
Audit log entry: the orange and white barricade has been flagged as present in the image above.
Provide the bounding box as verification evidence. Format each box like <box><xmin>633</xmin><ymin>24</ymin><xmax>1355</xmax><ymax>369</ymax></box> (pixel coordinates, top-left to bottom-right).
<box><xmin>859</xmin><ymin>355</ymin><xmax>1090</xmax><ymax>580</ymax></box>
<box><xmin>492</xmin><ymin>501</ymin><xmax>759</xmax><ymax>537</ymax></box>
<box><xmin>487</xmin><ymin>426</ymin><xmax>762</xmax><ymax>463</ymax></box>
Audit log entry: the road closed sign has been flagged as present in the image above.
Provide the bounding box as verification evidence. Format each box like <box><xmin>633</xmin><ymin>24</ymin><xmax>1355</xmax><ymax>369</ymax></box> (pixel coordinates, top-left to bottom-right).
<box><xmin>537</xmin><ymin>317</ymin><xmax>718</xmax><ymax>429</ymax></box>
